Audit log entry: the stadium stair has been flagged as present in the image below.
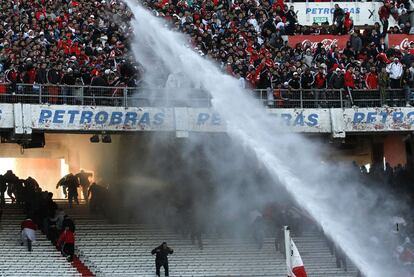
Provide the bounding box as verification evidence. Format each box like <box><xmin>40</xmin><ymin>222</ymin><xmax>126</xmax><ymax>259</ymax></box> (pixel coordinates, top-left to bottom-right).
<box><xmin>0</xmin><ymin>203</ymin><xmax>81</xmax><ymax>277</ymax></box>
<box><xmin>60</xmin><ymin>202</ymin><xmax>358</xmax><ymax>277</ymax></box>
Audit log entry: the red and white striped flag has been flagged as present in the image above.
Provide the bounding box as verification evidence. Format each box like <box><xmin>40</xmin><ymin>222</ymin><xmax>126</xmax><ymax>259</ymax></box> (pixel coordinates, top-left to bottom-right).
<box><xmin>288</xmin><ymin>239</ymin><xmax>308</xmax><ymax>277</ymax></box>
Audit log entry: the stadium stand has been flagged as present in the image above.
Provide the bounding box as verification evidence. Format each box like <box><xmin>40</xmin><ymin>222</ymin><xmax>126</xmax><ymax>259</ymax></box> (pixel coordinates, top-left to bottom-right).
<box><xmin>0</xmin><ymin>0</ymin><xmax>413</xmax><ymax>108</ymax></box>
<box><xmin>0</xmin><ymin>203</ymin><xmax>81</xmax><ymax>277</ymax></box>
<box><xmin>59</xmin><ymin>202</ymin><xmax>357</xmax><ymax>276</ymax></box>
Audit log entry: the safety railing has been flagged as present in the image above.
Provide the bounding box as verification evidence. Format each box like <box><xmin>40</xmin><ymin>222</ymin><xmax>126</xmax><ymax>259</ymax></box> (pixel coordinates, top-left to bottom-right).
<box><xmin>0</xmin><ymin>83</ymin><xmax>410</xmax><ymax>109</ymax></box>
<box><xmin>255</xmin><ymin>88</ymin><xmax>410</xmax><ymax>109</ymax></box>
<box><xmin>0</xmin><ymin>84</ymin><xmax>212</xmax><ymax>108</ymax></box>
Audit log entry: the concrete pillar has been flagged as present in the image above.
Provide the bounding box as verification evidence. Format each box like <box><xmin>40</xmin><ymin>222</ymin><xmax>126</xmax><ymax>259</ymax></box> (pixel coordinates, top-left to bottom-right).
<box><xmin>384</xmin><ymin>135</ymin><xmax>407</xmax><ymax>167</ymax></box>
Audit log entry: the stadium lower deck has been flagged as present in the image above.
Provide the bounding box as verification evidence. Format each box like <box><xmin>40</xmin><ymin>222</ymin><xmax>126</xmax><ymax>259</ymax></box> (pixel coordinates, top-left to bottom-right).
<box><xmin>0</xmin><ymin>201</ymin><xmax>357</xmax><ymax>277</ymax></box>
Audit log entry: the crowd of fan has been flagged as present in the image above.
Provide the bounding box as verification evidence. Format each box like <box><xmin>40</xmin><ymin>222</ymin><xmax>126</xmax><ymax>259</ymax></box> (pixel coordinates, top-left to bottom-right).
<box><xmin>0</xmin><ymin>0</ymin><xmax>413</xmax><ymax>108</ymax></box>
<box><xmin>0</xmin><ymin>170</ymin><xmax>76</xmax><ymax>261</ymax></box>
<box><xmin>142</xmin><ymin>0</ymin><xmax>414</xmax><ymax>107</ymax></box>
<box><xmin>0</xmin><ymin>0</ymin><xmax>139</xmax><ymax>94</ymax></box>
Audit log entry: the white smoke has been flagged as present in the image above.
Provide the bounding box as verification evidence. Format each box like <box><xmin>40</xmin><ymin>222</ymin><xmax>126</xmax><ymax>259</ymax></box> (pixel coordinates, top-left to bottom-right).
<box><xmin>124</xmin><ymin>1</ymin><xmax>404</xmax><ymax>276</ymax></box>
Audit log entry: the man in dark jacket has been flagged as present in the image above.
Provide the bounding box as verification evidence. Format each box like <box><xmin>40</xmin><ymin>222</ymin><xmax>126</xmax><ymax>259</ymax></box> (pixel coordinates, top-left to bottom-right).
<box><xmin>61</xmin><ymin>68</ymin><xmax>76</xmax><ymax>104</ymax></box>
<box><xmin>333</xmin><ymin>4</ymin><xmax>345</xmax><ymax>34</ymax></box>
<box><xmin>0</xmin><ymin>175</ymin><xmax>6</xmax><ymax>206</ymax></box>
<box><xmin>329</xmin><ymin>69</ymin><xmax>345</xmax><ymax>89</ymax></box>
<box><xmin>151</xmin><ymin>242</ymin><xmax>174</xmax><ymax>277</ymax></box>
<box><xmin>46</xmin><ymin>63</ymin><xmax>61</xmax><ymax>104</ymax></box>
<box><xmin>4</xmin><ymin>170</ymin><xmax>18</xmax><ymax>203</ymax></box>
<box><xmin>90</xmin><ymin>72</ymin><xmax>110</xmax><ymax>105</ymax></box>
<box><xmin>75</xmin><ymin>170</ymin><xmax>92</xmax><ymax>203</ymax></box>
<box><xmin>35</xmin><ymin>63</ymin><xmax>48</xmax><ymax>85</ymax></box>
<box><xmin>65</xmin><ymin>174</ymin><xmax>79</xmax><ymax>208</ymax></box>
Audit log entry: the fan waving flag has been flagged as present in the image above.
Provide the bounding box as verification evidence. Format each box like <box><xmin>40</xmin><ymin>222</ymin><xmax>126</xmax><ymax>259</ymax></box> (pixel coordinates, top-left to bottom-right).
<box><xmin>289</xmin><ymin>239</ymin><xmax>307</xmax><ymax>277</ymax></box>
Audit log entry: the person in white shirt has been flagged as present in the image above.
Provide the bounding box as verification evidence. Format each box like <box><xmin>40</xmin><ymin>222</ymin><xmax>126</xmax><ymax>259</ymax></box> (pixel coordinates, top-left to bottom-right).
<box><xmin>235</xmin><ymin>72</ymin><xmax>246</xmax><ymax>89</ymax></box>
<box><xmin>386</xmin><ymin>58</ymin><xmax>403</xmax><ymax>89</ymax></box>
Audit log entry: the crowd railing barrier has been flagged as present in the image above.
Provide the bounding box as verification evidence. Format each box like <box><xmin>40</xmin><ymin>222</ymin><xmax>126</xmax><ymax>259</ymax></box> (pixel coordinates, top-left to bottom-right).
<box><xmin>0</xmin><ymin>83</ymin><xmax>409</xmax><ymax>109</ymax></box>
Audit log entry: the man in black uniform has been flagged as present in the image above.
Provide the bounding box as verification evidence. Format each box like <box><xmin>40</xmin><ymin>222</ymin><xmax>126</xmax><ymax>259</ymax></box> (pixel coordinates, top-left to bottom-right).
<box><xmin>56</xmin><ymin>174</ymin><xmax>69</xmax><ymax>198</ymax></box>
<box><xmin>88</xmin><ymin>182</ymin><xmax>108</xmax><ymax>214</ymax></box>
<box><xmin>151</xmin><ymin>242</ymin><xmax>173</xmax><ymax>276</ymax></box>
<box><xmin>0</xmin><ymin>175</ymin><xmax>6</xmax><ymax>206</ymax></box>
<box><xmin>65</xmin><ymin>174</ymin><xmax>79</xmax><ymax>208</ymax></box>
<box><xmin>75</xmin><ymin>170</ymin><xmax>92</xmax><ymax>203</ymax></box>
<box><xmin>4</xmin><ymin>170</ymin><xmax>19</xmax><ymax>203</ymax></box>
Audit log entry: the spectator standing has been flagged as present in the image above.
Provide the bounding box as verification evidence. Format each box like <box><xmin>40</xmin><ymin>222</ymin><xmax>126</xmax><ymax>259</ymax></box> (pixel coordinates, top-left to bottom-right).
<box><xmin>365</xmin><ymin>67</ymin><xmax>379</xmax><ymax>106</ymax></box>
<box><xmin>5</xmin><ymin>64</ymin><xmax>20</xmax><ymax>94</ymax></box>
<box><xmin>329</xmin><ymin>69</ymin><xmax>345</xmax><ymax>90</ymax></box>
<box><xmin>333</xmin><ymin>4</ymin><xmax>345</xmax><ymax>34</ymax></box>
<box><xmin>378</xmin><ymin>67</ymin><xmax>390</xmax><ymax>106</ymax></box>
<box><xmin>379</xmin><ymin>1</ymin><xmax>392</xmax><ymax>35</ymax></box>
<box><xmin>401</xmin><ymin>68</ymin><xmax>412</xmax><ymax>106</ymax></box>
<box><xmin>46</xmin><ymin>63</ymin><xmax>61</xmax><ymax>104</ymax></box>
<box><xmin>35</xmin><ymin>63</ymin><xmax>48</xmax><ymax>86</ymax></box>
<box><xmin>314</xmin><ymin>67</ymin><xmax>327</xmax><ymax>107</ymax></box>
<box><xmin>61</xmin><ymin>68</ymin><xmax>76</xmax><ymax>104</ymax></box>
<box><xmin>350</xmin><ymin>33</ymin><xmax>362</xmax><ymax>55</ymax></box>
<box><xmin>386</xmin><ymin>58</ymin><xmax>403</xmax><ymax>105</ymax></box>
<box><xmin>343</xmin><ymin>12</ymin><xmax>354</xmax><ymax>34</ymax></box>
<box><xmin>285</xmin><ymin>6</ymin><xmax>298</xmax><ymax>36</ymax></box>
<box><xmin>300</xmin><ymin>68</ymin><xmax>314</xmax><ymax>106</ymax></box>
<box><xmin>151</xmin><ymin>242</ymin><xmax>174</xmax><ymax>277</ymax></box>
<box><xmin>365</xmin><ymin>67</ymin><xmax>379</xmax><ymax>90</ymax></box>
<box><xmin>344</xmin><ymin>66</ymin><xmax>356</xmax><ymax>106</ymax></box>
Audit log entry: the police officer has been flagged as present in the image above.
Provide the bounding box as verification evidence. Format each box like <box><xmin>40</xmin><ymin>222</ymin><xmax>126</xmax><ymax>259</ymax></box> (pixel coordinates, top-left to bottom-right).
<box><xmin>151</xmin><ymin>242</ymin><xmax>174</xmax><ymax>276</ymax></box>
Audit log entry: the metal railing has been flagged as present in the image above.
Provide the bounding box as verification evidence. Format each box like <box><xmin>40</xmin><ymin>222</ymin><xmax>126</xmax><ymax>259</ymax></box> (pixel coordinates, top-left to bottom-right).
<box><xmin>0</xmin><ymin>83</ymin><xmax>409</xmax><ymax>108</ymax></box>
<box><xmin>0</xmin><ymin>83</ymin><xmax>212</xmax><ymax>108</ymax></box>
<box><xmin>255</xmin><ymin>88</ymin><xmax>410</xmax><ymax>109</ymax></box>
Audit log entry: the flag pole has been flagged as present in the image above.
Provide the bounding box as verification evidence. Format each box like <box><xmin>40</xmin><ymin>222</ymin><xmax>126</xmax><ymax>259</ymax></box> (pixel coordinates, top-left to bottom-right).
<box><xmin>284</xmin><ymin>226</ymin><xmax>292</xmax><ymax>277</ymax></box>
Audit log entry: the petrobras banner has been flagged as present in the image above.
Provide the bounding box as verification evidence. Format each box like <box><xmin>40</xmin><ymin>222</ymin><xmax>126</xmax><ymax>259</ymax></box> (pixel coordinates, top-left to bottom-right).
<box><xmin>267</xmin><ymin>109</ymin><xmax>331</xmax><ymax>133</ymax></box>
<box><xmin>387</xmin><ymin>34</ymin><xmax>414</xmax><ymax>49</ymax></box>
<box><xmin>31</xmin><ymin>105</ymin><xmax>175</xmax><ymax>131</ymax></box>
<box><xmin>187</xmin><ymin>108</ymin><xmax>224</xmax><ymax>132</ymax></box>
<box><xmin>341</xmin><ymin>107</ymin><xmax>414</xmax><ymax>132</ymax></box>
<box><xmin>288</xmin><ymin>35</ymin><xmax>349</xmax><ymax>50</ymax></box>
<box><xmin>185</xmin><ymin>109</ymin><xmax>331</xmax><ymax>133</ymax></box>
<box><xmin>5</xmin><ymin>104</ymin><xmax>414</xmax><ymax>136</ymax></box>
<box><xmin>293</xmin><ymin>2</ymin><xmax>382</xmax><ymax>26</ymax></box>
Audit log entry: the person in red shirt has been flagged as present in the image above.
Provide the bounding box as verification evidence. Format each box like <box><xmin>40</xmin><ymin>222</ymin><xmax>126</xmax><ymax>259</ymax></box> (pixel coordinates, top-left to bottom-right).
<box><xmin>378</xmin><ymin>1</ymin><xmax>391</xmax><ymax>35</ymax></box>
<box><xmin>344</xmin><ymin>66</ymin><xmax>355</xmax><ymax>106</ymax></box>
<box><xmin>343</xmin><ymin>12</ymin><xmax>353</xmax><ymax>33</ymax></box>
<box><xmin>57</xmin><ymin>226</ymin><xmax>75</xmax><ymax>262</ymax></box>
<box><xmin>365</xmin><ymin>67</ymin><xmax>379</xmax><ymax>90</ymax></box>
<box><xmin>314</xmin><ymin>67</ymin><xmax>327</xmax><ymax>107</ymax></box>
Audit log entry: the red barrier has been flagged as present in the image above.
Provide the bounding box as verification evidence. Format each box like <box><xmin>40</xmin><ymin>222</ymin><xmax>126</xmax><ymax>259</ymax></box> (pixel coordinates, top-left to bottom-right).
<box><xmin>288</xmin><ymin>35</ymin><xmax>350</xmax><ymax>50</ymax></box>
